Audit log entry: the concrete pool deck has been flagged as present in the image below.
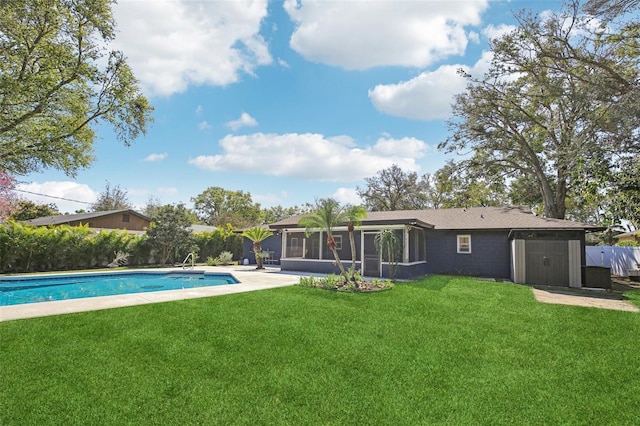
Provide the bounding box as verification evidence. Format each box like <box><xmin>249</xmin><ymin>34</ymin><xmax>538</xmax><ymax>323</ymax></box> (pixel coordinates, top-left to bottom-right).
<box><xmin>0</xmin><ymin>266</ymin><xmax>306</xmax><ymax>322</ymax></box>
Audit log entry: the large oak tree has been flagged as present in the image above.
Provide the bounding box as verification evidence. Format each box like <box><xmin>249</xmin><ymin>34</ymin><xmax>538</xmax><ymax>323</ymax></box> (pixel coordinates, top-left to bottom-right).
<box><xmin>440</xmin><ymin>0</ymin><xmax>640</xmax><ymax>219</ymax></box>
<box><xmin>0</xmin><ymin>0</ymin><xmax>153</xmax><ymax>176</ymax></box>
<box><xmin>191</xmin><ymin>187</ymin><xmax>262</xmax><ymax>228</ymax></box>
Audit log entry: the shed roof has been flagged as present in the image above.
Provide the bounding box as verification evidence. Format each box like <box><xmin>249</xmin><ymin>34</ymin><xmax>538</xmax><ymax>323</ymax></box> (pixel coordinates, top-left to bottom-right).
<box><xmin>269</xmin><ymin>206</ymin><xmax>603</xmax><ymax>231</ymax></box>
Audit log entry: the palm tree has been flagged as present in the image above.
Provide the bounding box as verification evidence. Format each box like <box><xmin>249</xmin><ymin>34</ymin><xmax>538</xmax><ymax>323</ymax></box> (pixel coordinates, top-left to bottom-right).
<box><xmin>298</xmin><ymin>198</ymin><xmax>349</xmax><ymax>277</ymax></box>
<box><xmin>374</xmin><ymin>229</ymin><xmax>401</xmax><ymax>280</ymax></box>
<box><xmin>241</xmin><ymin>227</ymin><xmax>273</xmax><ymax>269</ymax></box>
<box><xmin>344</xmin><ymin>205</ymin><xmax>367</xmax><ymax>270</ymax></box>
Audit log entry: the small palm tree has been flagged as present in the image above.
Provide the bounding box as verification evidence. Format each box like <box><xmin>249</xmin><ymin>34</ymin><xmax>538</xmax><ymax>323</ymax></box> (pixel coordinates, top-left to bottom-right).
<box><xmin>344</xmin><ymin>205</ymin><xmax>367</xmax><ymax>270</ymax></box>
<box><xmin>241</xmin><ymin>227</ymin><xmax>273</xmax><ymax>269</ymax></box>
<box><xmin>299</xmin><ymin>198</ymin><xmax>349</xmax><ymax>278</ymax></box>
<box><xmin>374</xmin><ymin>229</ymin><xmax>401</xmax><ymax>280</ymax></box>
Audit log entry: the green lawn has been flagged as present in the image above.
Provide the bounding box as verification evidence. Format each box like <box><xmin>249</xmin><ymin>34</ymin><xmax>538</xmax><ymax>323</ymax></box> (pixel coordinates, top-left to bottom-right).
<box><xmin>2</xmin><ymin>276</ymin><xmax>640</xmax><ymax>425</ymax></box>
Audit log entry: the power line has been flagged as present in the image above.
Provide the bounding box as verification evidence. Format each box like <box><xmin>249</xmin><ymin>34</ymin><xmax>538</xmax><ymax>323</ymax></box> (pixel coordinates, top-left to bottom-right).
<box><xmin>13</xmin><ymin>188</ymin><xmax>93</xmax><ymax>205</ymax></box>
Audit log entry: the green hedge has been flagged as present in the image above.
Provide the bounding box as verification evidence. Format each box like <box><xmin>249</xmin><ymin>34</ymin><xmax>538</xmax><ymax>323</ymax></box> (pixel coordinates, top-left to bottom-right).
<box><xmin>0</xmin><ymin>221</ymin><xmax>243</xmax><ymax>274</ymax></box>
<box><xmin>192</xmin><ymin>227</ymin><xmax>243</xmax><ymax>264</ymax></box>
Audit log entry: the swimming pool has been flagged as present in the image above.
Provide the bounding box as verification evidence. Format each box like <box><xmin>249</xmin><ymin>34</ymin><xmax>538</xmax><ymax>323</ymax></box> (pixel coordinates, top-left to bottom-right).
<box><xmin>0</xmin><ymin>271</ymin><xmax>239</xmax><ymax>306</ymax></box>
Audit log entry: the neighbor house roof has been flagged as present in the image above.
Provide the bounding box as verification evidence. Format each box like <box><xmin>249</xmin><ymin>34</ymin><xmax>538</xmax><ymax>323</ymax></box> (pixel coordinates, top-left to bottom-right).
<box><xmin>613</xmin><ymin>231</ymin><xmax>639</xmax><ymax>239</ymax></box>
<box><xmin>269</xmin><ymin>206</ymin><xmax>603</xmax><ymax>231</ymax></box>
<box><xmin>25</xmin><ymin>209</ymin><xmax>151</xmax><ymax>226</ymax></box>
<box><xmin>189</xmin><ymin>224</ymin><xmax>218</xmax><ymax>233</ymax></box>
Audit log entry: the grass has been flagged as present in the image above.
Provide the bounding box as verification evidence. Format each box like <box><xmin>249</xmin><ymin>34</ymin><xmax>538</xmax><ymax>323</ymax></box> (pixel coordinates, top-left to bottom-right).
<box><xmin>2</xmin><ymin>275</ymin><xmax>640</xmax><ymax>425</ymax></box>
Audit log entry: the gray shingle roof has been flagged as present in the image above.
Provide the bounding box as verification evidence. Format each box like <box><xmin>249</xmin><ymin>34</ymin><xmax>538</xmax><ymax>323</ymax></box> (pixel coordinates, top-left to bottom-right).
<box><xmin>25</xmin><ymin>209</ymin><xmax>150</xmax><ymax>226</ymax></box>
<box><xmin>269</xmin><ymin>206</ymin><xmax>602</xmax><ymax>231</ymax></box>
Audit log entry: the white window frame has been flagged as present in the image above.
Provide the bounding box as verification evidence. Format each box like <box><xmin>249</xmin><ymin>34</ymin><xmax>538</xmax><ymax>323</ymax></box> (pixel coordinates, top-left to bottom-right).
<box><xmin>333</xmin><ymin>235</ymin><xmax>342</xmax><ymax>251</ymax></box>
<box><xmin>457</xmin><ymin>234</ymin><xmax>471</xmax><ymax>254</ymax></box>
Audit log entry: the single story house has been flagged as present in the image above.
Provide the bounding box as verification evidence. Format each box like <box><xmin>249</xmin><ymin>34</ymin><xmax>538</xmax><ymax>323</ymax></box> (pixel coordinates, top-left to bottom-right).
<box><xmin>25</xmin><ymin>210</ymin><xmax>218</xmax><ymax>235</ymax></box>
<box><xmin>614</xmin><ymin>231</ymin><xmax>639</xmax><ymax>245</ymax></box>
<box><xmin>26</xmin><ymin>209</ymin><xmax>151</xmax><ymax>233</ymax></box>
<box><xmin>268</xmin><ymin>206</ymin><xmax>603</xmax><ymax>288</ymax></box>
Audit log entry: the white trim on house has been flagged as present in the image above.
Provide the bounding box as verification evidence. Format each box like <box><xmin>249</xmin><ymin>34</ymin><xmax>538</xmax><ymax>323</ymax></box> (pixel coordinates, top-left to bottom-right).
<box><xmin>457</xmin><ymin>234</ymin><xmax>471</xmax><ymax>254</ymax></box>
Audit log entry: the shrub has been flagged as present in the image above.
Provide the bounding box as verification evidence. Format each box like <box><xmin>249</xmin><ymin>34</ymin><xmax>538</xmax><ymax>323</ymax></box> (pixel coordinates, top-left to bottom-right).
<box><xmin>297</xmin><ymin>272</ymin><xmax>394</xmax><ymax>292</ymax></box>
<box><xmin>206</xmin><ymin>251</ymin><xmax>234</xmax><ymax>266</ymax></box>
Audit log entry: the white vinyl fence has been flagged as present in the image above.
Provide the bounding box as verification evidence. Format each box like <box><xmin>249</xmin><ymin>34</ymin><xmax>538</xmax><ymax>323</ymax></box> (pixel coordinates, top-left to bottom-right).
<box><xmin>586</xmin><ymin>246</ymin><xmax>640</xmax><ymax>277</ymax></box>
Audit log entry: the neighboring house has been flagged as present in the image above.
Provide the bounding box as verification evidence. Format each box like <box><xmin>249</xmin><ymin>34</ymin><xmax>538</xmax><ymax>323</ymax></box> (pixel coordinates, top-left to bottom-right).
<box><xmin>26</xmin><ymin>211</ymin><xmax>220</xmax><ymax>235</ymax></box>
<box><xmin>269</xmin><ymin>206</ymin><xmax>603</xmax><ymax>287</ymax></box>
<box><xmin>189</xmin><ymin>224</ymin><xmax>218</xmax><ymax>233</ymax></box>
<box><xmin>26</xmin><ymin>209</ymin><xmax>151</xmax><ymax>233</ymax></box>
<box><xmin>614</xmin><ymin>231</ymin><xmax>640</xmax><ymax>245</ymax></box>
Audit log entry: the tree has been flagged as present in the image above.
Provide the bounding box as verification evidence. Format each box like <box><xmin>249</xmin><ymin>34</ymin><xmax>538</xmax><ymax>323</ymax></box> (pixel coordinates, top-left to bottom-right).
<box><xmin>192</xmin><ymin>187</ymin><xmax>261</xmax><ymax>228</ymax></box>
<box><xmin>241</xmin><ymin>227</ymin><xmax>273</xmax><ymax>270</ymax></box>
<box><xmin>606</xmin><ymin>157</ymin><xmax>640</xmax><ymax>230</ymax></box>
<box><xmin>91</xmin><ymin>181</ymin><xmax>131</xmax><ymax>211</ymax></box>
<box><xmin>146</xmin><ymin>204</ymin><xmax>194</xmax><ymax>266</ymax></box>
<box><xmin>374</xmin><ymin>229</ymin><xmax>401</xmax><ymax>280</ymax></box>
<box><xmin>299</xmin><ymin>198</ymin><xmax>349</xmax><ymax>279</ymax></box>
<box><xmin>440</xmin><ymin>1</ymin><xmax>640</xmax><ymax>219</ymax></box>
<box><xmin>261</xmin><ymin>204</ymin><xmax>313</xmax><ymax>224</ymax></box>
<box><xmin>9</xmin><ymin>200</ymin><xmax>59</xmax><ymax>221</ymax></box>
<box><xmin>142</xmin><ymin>195</ymin><xmax>163</xmax><ymax>218</ymax></box>
<box><xmin>0</xmin><ymin>171</ymin><xmax>18</xmax><ymax>220</ymax></box>
<box><xmin>0</xmin><ymin>0</ymin><xmax>153</xmax><ymax>177</ymax></box>
<box><xmin>357</xmin><ymin>164</ymin><xmax>429</xmax><ymax>211</ymax></box>
<box><xmin>426</xmin><ymin>160</ymin><xmax>509</xmax><ymax>209</ymax></box>
<box><xmin>344</xmin><ymin>205</ymin><xmax>367</xmax><ymax>270</ymax></box>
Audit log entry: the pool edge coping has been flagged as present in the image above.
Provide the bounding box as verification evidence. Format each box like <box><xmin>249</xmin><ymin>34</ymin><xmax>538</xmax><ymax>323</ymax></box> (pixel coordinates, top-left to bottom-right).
<box><xmin>0</xmin><ymin>266</ymin><xmax>304</xmax><ymax>322</ymax></box>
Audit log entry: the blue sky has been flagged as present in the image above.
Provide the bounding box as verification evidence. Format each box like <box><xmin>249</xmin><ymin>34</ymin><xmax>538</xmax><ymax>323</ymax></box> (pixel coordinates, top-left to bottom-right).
<box><xmin>18</xmin><ymin>0</ymin><xmax>561</xmax><ymax>214</ymax></box>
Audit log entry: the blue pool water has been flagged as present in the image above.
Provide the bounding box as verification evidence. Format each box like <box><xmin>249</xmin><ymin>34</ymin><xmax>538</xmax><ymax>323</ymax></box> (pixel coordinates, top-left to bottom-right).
<box><xmin>0</xmin><ymin>271</ymin><xmax>239</xmax><ymax>306</ymax></box>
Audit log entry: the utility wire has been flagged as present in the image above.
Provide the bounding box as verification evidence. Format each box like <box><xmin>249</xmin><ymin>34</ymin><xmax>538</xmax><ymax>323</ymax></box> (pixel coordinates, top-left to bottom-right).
<box><xmin>12</xmin><ymin>188</ymin><xmax>93</xmax><ymax>205</ymax></box>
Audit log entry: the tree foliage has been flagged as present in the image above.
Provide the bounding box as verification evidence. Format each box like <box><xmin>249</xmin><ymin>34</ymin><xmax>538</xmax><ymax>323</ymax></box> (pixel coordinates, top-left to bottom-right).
<box><xmin>357</xmin><ymin>164</ymin><xmax>430</xmax><ymax>211</ymax></box>
<box><xmin>146</xmin><ymin>204</ymin><xmax>194</xmax><ymax>266</ymax></box>
<box><xmin>299</xmin><ymin>198</ymin><xmax>350</xmax><ymax>278</ymax></box>
<box><xmin>261</xmin><ymin>204</ymin><xmax>313</xmax><ymax>224</ymax></box>
<box><xmin>192</xmin><ymin>186</ymin><xmax>261</xmax><ymax>228</ymax></box>
<box><xmin>8</xmin><ymin>199</ymin><xmax>59</xmax><ymax>221</ymax></box>
<box><xmin>425</xmin><ymin>160</ymin><xmax>509</xmax><ymax>209</ymax></box>
<box><xmin>344</xmin><ymin>204</ymin><xmax>367</xmax><ymax>270</ymax></box>
<box><xmin>91</xmin><ymin>181</ymin><xmax>132</xmax><ymax>211</ymax></box>
<box><xmin>374</xmin><ymin>229</ymin><xmax>401</xmax><ymax>280</ymax></box>
<box><xmin>0</xmin><ymin>171</ymin><xmax>18</xmax><ymax>220</ymax></box>
<box><xmin>0</xmin><ymin>0</ymin><xmax>153</xmax><ymax>176</ymax></box>
<box><xmin>440</xmin><ymin>0</ymin><xmax>640</xmax><ymax>219</ymax></box>
<box><xmin>241</xmin><ymin>227</ymin><xmax>273</xmax><ymax>269</ymax></box>
<box><xmin>0</xmin><ymin>221</ymin><xmax>149</xmax><ymax>273</ymax></box>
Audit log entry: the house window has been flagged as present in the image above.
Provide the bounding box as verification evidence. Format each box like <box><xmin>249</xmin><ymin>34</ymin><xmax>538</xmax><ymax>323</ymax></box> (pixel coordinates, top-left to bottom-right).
<box><xmin>122</xmin><ymin>214</ymin><xmax>130</xmax><ymax>223</ymax></box>
<box><xmin>457</xmin><ymin>235</ymin><xmax>471</xmax><ymax>254</ymax></box>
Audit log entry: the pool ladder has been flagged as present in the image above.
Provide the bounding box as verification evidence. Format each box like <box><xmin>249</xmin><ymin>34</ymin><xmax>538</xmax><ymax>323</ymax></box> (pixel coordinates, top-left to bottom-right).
<box><xmin>182</xmin><ymin>252</ymin><xmax>195</xmax><ymax>269</ymax></box>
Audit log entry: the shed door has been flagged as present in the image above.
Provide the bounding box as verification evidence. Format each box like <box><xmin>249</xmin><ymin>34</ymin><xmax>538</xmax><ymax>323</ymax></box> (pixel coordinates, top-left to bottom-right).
<box><xmin>525</xmin><ymin>240</ymin><xmax>569</xmax><ymax>286</ymax></box>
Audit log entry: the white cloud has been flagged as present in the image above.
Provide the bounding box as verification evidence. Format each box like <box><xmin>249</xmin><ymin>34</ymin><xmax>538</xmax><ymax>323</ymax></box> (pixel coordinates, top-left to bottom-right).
<box><xmin>368</xmin><ymin>51</ymin><xmax>493</xmax><ymax>121</ymax></box>
<box><xmin>482</xmin><ymin>23</ymin><xmax>517</xmax><ymax>41</ymax></box>
<box><xmin>195</xmin><ymin>105</ymin><xmax>203</xmax><ymax>115</ymax></box>
<box><xmin>226</xmin><ymin>112</ymin><xmax>258</xmax><ymax>131</ymax></box>
<box><xmin>198</xmin><ymin>121</ymin><xmax>212</xmax><ymax>131</ymax></box>
<box><xmin>333</xmin><ymin>188</ymin><xmax>362</xmax><ymax>205</ymax></box>
<box><xmin>112</xmin><ymin>0</ymin><xmax>271</xmax><ymax>96</ymax></box>
<box><xmin>277</xmin><ymin>58</ymin><xmax>290</xmax><ymax>68</ymax></box>
<box><xmin>143</xmin><ymin>153</ymin><xmax>168</xmax><ymax>162</ymax></box>
<box><xmin>16</xmin><ymin>181</ymin><xmax>97</xmax><ymax>214</ymax></box>
<box><xmin>157</xmin><ymin>187</ymin><xmax>179</xmax><ymax>195</ymax></box>
<box><xmin>188</xmin><ymin>132</ymin><xmax>428</xmax><ymax>181</ymax></box>
<box><xmin>284</xmin><ymin>0</ymin><xmax>488</xmax><ymax>69</ymax></box>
